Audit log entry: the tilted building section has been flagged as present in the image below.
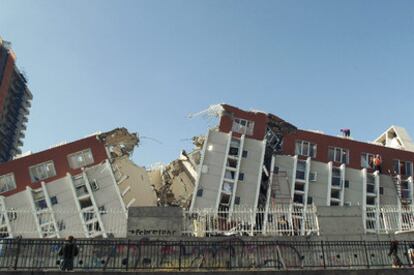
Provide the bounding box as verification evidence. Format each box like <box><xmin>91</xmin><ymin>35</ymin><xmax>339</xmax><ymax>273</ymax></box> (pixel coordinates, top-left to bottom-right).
<box><xmin>185</xmin><ymin>104</ymin><xmax>414</xmax><ymax>236</ymax></box>
<box><xmin>0</xmin><ymin>128</ymin><xmax>157</xmax><ymax>238</ymax></box>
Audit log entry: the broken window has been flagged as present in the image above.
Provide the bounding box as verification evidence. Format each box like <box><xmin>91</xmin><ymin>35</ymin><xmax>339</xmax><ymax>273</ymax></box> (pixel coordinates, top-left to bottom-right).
<box><xmin>67</xmin><ymin>149</ymin><xmax>94</xmax><ymax>169</ymax></box>
<box><xmin>295</xmin><ymin>140</ymin><xmax>317</xmax><ymax>158</ymax></box>
<box><xmin>29</xmin><ymin>161</ymin><xmax>56</xmax><ymax>183</ymax></box>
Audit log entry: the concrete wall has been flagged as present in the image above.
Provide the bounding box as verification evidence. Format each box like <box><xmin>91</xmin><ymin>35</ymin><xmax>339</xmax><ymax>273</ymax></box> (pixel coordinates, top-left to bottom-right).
<box><xmin>127</xmin><ymin>207</ymin><xmax>182</xmax><ymax>238</ymax></box>
<box><xmin>45</xmin><ymin>175</ymin><xmax>82</xmax><ymax>237</ymax></box>
<box><xmin>192</xmin><ymin>130</ymin><xmax>230</xmax><ymax>209</ymax></box>
<box><xmin>113</xmin><ymin>156</ymin><xmax>157</xmax><ymax>207</ymax></box>
<box><xmin>235</xmin><ymin>138</ymin><xmax>265</xmax><ymax>207</ymax></box>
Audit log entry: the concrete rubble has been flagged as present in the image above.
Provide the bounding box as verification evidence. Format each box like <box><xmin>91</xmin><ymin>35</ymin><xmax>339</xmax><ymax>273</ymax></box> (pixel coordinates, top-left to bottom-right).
<box><xmin>148</xmin><ymin>136</ymin><xmax>204</xmax><ymax>208</ymax></box>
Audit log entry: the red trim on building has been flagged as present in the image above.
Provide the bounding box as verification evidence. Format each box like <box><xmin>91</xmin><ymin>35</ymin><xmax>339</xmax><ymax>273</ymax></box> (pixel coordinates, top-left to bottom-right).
<box><xmin>219</xmin><ymin>104</ymin><xmax>268</xmax><ymax>140</ymax></box>
<box><xmin>0</xmin><ymin>136</ymin><xmax>108</xmax><ymax>197</ymax></box>
<box><xmin>283</xmin><ymin>129</ymin><xmax>414</xmax><ymax>174</ymax></box>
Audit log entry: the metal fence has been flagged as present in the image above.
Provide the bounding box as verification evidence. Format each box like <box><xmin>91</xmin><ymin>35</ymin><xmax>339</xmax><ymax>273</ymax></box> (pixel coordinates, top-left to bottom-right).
<box><xmin>366</xmin><ymin>206</ymin><xmax>414</xmax><ymax>234</ymax></box>
<box><xmin>0</xmin><ymin>239</ymin><xmax>413</xmax><ymax>271</ymax></box>
<box><xmin>0</xmin><ymin>210</ymin><xmax>127</xmax><ymax>239</ymax></box>
<box><xmin>183</xmin><ymin>205</ymin><xmax>319</xmax><ymax>237</ymax></box>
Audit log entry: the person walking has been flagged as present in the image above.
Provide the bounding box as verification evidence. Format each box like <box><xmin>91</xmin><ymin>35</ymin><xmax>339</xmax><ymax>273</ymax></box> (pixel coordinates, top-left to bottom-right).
<box><xmin>388</xmin><ymin>240</ymin><xmax>403</xmax><ymax>268</ymax></box>
<box><xmin>58</xmin><ymin>236</ymin><xmax>79</xmax><ymax>271</ymax></box>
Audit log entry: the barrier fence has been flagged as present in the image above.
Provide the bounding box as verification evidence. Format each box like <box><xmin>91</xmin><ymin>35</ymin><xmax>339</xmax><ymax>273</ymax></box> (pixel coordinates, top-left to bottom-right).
<box><xmin>366</xmin><ymin>206</ymin><xmax>414</xmax><ymax>234</ymax></box>
<box><xmin>2</xmin><ymin>205</ymin><xmax>414</xmax><ymax>239</ymax></box>
<box><xmin>0</xmin><ymin>239</ymin><xmax>413</xmax><ymax>271</ymax></box>
<box><xmin>183</xmin><ymin>205</ymin><xmax>320</xmax><ymax>237</ymax></box>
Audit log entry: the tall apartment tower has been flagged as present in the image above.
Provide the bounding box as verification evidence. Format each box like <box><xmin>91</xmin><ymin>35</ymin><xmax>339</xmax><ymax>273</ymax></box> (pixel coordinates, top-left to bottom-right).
<box><xmin>0</xmin><ymin>37</ymin><xmax>32</xmax><ymax>163</ymax></box>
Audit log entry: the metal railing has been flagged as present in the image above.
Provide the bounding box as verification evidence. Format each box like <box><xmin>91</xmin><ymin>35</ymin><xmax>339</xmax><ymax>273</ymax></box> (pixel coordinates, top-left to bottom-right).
<box><xmin>183</xmin><ymin>205</ymin><xmax>319</xmax><ymax>237</ymax></box>
<box><xmin>0</xmin><ymin>239</ymin><xmax>413</xmax><ymax>271</ymax></box>
<box><xmin>0</xmin><ymin>210</ymin><xmax>127</xmax><ymax>239</ymax></box>
<box><xmin>366</xmin><ymin>206</ymin><xmax>414</xmax><ymax>234</ymax></box>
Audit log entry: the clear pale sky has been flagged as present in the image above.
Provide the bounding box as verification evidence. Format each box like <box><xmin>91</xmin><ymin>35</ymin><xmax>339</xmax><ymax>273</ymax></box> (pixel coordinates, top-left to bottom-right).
<box><xmin>1</xmin><ymin>0</ymin><xmax>414</xmax><ymax>166</ymax></box>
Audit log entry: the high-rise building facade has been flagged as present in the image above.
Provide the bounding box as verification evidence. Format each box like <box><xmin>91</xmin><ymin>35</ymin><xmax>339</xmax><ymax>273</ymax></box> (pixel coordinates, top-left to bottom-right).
<box><xmin>0</xmin><ymin>37</ymin><xmax>32</xmax><ymax>163</ymax></box>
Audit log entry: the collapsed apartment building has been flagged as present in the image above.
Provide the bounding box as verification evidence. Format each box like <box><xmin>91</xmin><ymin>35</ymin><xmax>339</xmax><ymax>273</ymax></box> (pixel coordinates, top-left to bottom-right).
<box><xmin>178</xmin><ymin>104</ymin><xmax>414</xmax><ymax>236</ymax></box>
<box><xmin>1</xmin><ymin>102</ymin><xmax>414</xmax><ymax>238</ymax></box>
<box><xmin>0</xmin><ymin>128</ymin><xmax>157</xmax><ymax>238</ymax></box>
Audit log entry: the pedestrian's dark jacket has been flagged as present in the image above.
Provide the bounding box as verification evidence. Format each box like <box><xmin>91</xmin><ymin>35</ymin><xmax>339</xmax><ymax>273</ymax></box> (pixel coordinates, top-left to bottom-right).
<box><xmin>59</xmin><ymin>241</ymin><xmax>79</xmax><ymax>259</ymax></box>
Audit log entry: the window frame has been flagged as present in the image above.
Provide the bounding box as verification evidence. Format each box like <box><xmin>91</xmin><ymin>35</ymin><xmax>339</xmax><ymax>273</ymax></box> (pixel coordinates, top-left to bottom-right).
<box><xmin>67</xmin><ymin>148</ymin><xmax>94</xmax><ymax>170</ymax></box>
<box><xmin>231</xmin><ymin>117</ymin><xmax>255</xmax><ymax>136</ymax></box>
<box><xmin>328</xmin><ymin>146</ymin><xmax>349</xmax><ymax>164</ymax></box>
<box><xmin>0</xmin><ymin>173</ymin><xmax>16</xmax><ymax>194</ymax></box>
<box><xmin>296</xmin><ymin>159</ymin><xmax>307</xmax><ymax>180</ymax></box>
<box><xmin>295</xmin><ymin>140</ymin><xmax>317</xmax><ymax>158</ymax></box>
<box><xmin>361</xmin><ymin>153</ymin><xmax>375</xmax><ymax>169</ymax></box>
<box><xmin>29</xmin><ymin>161</ymin><xmax>57</xmax><ymax>183</ymax></box>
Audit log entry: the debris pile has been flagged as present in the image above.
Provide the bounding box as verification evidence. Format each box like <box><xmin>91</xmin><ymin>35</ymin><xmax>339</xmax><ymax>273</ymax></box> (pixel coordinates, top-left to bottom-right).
<box><xmin>98</xmin><ymin>128</ymin><xmax>139</xmax><ymax>158</ymax></box>
<box><xmin>149</xmin><ymin>136</ymin><xmax>204</xmax><ymax>208</ymax></box>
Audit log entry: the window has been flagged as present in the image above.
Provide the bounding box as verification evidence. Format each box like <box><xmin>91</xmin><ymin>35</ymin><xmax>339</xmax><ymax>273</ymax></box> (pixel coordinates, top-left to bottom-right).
<box><xmin>307</xmin><ymin>197</ymin><xmax>313</xmax><ymax>205</ymax></box>
<box><xmin>328</xmin><ymin>147</ymin><xmax>349</xmax><ymax>164</ymax></box>
<box><xmin>57</xmin><ymin>220</ymin><xmax>66</xmax><ymax>231</ymax></box>
<box><xmin>67</xmin><ymin>149</ymin><xmax>94</xmax><ymax>169</ymax></box>
<box><xmin>296</xmin><ymin>160</ymin><xmax>306</xmax><ymax>180</ymax></box>
<box><xmin>232</xmin><ymin>118</ymin><xmax>255</xmax><ymax>136</ymax></box>
<box><xmin>242</xmin><ymin>150</ymin><xmax>248</xmax><ymax>158</ymax></box>
<box><xmin>29</xmin><ymin>161</ymin><xmax>56</xmax><ymax>183</ymax></box>
<box><xmin>393</xmin><ymin>160</ymin><xmax>413</xmax><ymax>176</ymax></box>
<box><xmin>234</xmin><ymin>196</ymin><xmax>240</xmax><ymax>205</ymax></box>
<box><xmin>344</xmin><ymin>180</ymin><xmax>350</xmax><ymax>188</ymax></box>
<box><xmin>50</xmin><ymin>196</ymin><xmax>58</xmax><ymax>205</ymax></box>
<box><xmin>331</xmin><ymin>168</ymin><xmax>341</xmax><ymax>186</ymax></box>
<box><xmin>309</xmin><ymin>172</ymin><xmax>317</xmax><ymax>182</ymax></box>
<box><xmin>35</xmin><ymin>199</ymin><xmax>47</xmax><ymax>210</ymax></box>
<box><xmin>238</xmin><ymin>173</ymin><xmax>244</xmax><ymax>181</ymax></box>
<box><xmin>0</xmin><ymin>173</ymin><xmax>16</xmax><ymax>193</ymax></box>
<box><xmin>98</xmin><ymin>206</ymin><xmax>107</xmax><ymax>215</ymax></box>
<box><xmin>196</xmin><ymin>189</ymin><xmax>203</xmax><ymax>197</ymax></box>
<box><xmin>228</xmin><ymin>139</ymin><xmax>240</xmax><ymax>156</ymax></box>
<box><xmin>295</xmin><ymin>140</ymin><xmax>317</xmax><ymax>158</ymax></box>
<box><xmin>90</xmin><ymin>180</ymin><xmax>99</xmax><ymax>191</ymax></box>
<box><xmin>361</xmin><ymin>153</ymin><xmax>375</xmax><ymax>169</ymax></box>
